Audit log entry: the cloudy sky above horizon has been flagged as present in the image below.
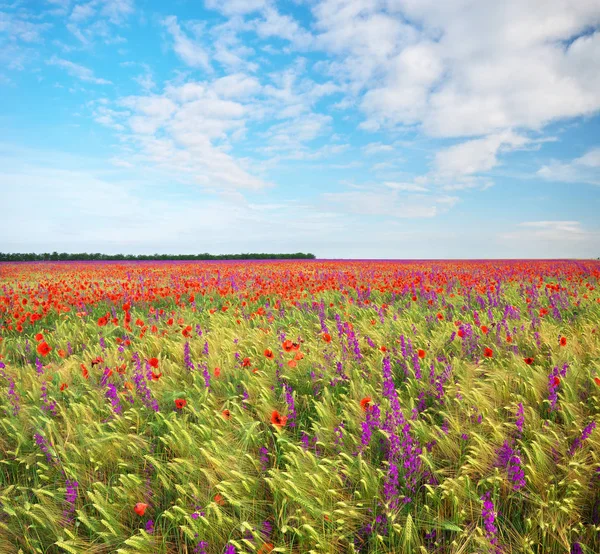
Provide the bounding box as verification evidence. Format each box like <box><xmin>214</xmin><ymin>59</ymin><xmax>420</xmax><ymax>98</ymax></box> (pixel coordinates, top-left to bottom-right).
<box><xmin>1</xmin><ymin>0</ymin><xmax>600</xmax><ymax>258</ymax></box>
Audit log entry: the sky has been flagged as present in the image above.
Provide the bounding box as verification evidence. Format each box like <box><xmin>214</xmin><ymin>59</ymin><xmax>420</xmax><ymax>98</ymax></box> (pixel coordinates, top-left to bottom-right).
<box><xmin>1</xmin><ymin>0</ymin><xmax>600</xmax><ymax>259</ymax></box>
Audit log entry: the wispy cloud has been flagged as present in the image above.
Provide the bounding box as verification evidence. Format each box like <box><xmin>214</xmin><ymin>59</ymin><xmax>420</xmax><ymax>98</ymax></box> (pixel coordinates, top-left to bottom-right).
<box><xmin>537</xmin><ymin>147</ymin><xmax>600</xmax><ymax>186</ymax></box>
<box><xmin>47</xmin><ymin>55</ymin><xmax>112</xmax><ymax>84</ymax></box>
<box><xmin>162</xmin><ymin>16</ymin><xmax>211</xmax><ymax>71</ymax></box>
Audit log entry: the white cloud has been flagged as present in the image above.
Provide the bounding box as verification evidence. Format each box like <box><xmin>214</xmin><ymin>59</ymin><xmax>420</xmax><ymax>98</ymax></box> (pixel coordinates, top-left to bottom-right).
<box><xmin>212</xmin><ymin>73</ymin><xmax>262</xmax><ymax>99</ymax></box>
<box><xmin>312</xmin><ymin>0</ymin><xmax>600</xmax><ymax>138</ymax></box>
<box><xmin>537</xmin><ymin>147</ymin><xmax>600</xmax><ymax>185</ymax></box>
<box><xmin>92</xmin><ymin>79</ymin><xmax>270</xmax><ymax>191</ymax></box>
<box><xmin>0</xmin><ymin>12</ymin><xmax>52</xmax><ymax>42</ymax></box>
<box><xmin>261</xmin><ymin>112</ymin><xmax>332</xmax><ymax>151</ymax></box>
<box><xmin>434</xmin><ymin>131</ymin><xmax>530</xmax><ymax>178</ymax></box>
<box><xmin>252</xmin><ymin>6</ymin><xmax>314</xmax><ymax>49</ymax></box>
<box><xmin>363</xmin><ymin>142</ymin><xmax>394</xmax><ymax>155</ymax></box>
<box><xmin>70</xmin><ymin>3</ymin><xmax>96</xmax><ymax>23</ymax></box>
<box><xmin>47</xmin><ymin>55</ymin><xmax>112</xmax><ymax>84</ymax></box>
<box><xmin>100</xmin><ymin>0</ymin><xmax>134</xmax><ymax>25</ymax></box>
<box><xmin>162</xmin><ymin>15</ymin><xmax>211</xmax><ymax>70</ymax></box>
<box><xmin>210</xmin><ymin>20</ymin><xmax>259</xmax><ymax>72</ymax></box>
<box><xmin>133</xmin><ymin>70</ymin><xmax>155</xmax><ymax>91</ymax></box>
<box><xmin>62</xmin><ymin>0</ymin><xmax>134</xmax><ymax>45</ymax></box>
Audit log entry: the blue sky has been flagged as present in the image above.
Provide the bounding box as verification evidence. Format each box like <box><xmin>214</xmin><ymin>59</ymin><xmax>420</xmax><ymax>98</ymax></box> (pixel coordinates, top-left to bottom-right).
<box><xmin>1</xmin><ymin>0</ymin><xmax>599</xmax><ymax>258</ymax></box>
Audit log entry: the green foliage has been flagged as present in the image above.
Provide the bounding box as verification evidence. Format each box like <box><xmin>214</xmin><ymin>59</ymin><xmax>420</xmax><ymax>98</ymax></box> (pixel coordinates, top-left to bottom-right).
<box><xmin>0</xmin><ymin>252</ymin><xmax>317</xmax><ymax>262</ymax></box>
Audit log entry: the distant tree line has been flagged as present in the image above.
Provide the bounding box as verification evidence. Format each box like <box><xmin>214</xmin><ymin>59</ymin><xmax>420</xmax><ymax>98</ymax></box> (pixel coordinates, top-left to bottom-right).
<box><xmin>0</xmin><ymin>252</ymin><xmax>316</xmax><ymax>262</ymax></box>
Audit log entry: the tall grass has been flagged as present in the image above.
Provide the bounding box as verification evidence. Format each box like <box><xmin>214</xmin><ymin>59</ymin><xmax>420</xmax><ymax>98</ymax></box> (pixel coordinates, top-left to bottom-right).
<box><xmin>0</xmin><ymin>260</ymin><xmax>598</xmax><ymax>553</ymax></box>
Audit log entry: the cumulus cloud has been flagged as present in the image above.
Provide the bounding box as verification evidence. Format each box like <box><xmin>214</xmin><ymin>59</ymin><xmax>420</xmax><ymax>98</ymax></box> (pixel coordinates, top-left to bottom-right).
<box><xmin>434</xmin><ymin>131</ymin><xmax>530</xmax><ymax>178</ymax></box>
<box><xmin>311</xmin><ymin>0</ymin><xmax>600</xmax><ymax>138</ymax></box>
<box><xmin>92</xmin><ymin>76</ymin><xmax>271</xmax><ymax>190</ymax></box>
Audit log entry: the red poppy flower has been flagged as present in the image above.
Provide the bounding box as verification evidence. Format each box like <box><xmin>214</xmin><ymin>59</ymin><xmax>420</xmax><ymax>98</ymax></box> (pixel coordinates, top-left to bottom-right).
<box><xmin>322</xmin><ymin>333</ymin><xmax>332</xmax><ymax>343</ymax></box>
<box><xmin>134</xmin><ymin>502</ymin><xmax>148</xmax><ymax>516</ymax></box>
<box><xmin>418</xmin><ymin>349</ymin><xmax>426</xmax><ymax>359</ymax></box>
<box><xmin>242</xmin><ymin>357</ymin><xmax>252</xmax><ymax>367</ymax></box>
<box><xmin>287</xmin><ymin>359</ymin><xmax>297</xmax><ymax>368</ymax></box>
<box><xmin>483</xmin><ymin>347</ymin><xmax>493</xmax><ymax>358</ymax></box>
<box><xmin>60</xmin><ymin>383</ymin><xmax>68</xmax><ymax>391</ymax></box>
<box><xmin>436</xmin><ymin>312</ymin><xmax>444</xmax><ymax>320</ymax></box>
<box><xmin>559</xmin><ymin>336</ymin><xmax>567</xmax><ymax>346</ymax></box>
<box><xmin>214</xmin><ymin>367</ymin><xmax>221</xmax><ymax>377</ymax></box>
<box><xmin>57</xmin><ymin>349</ymin><xmax>66</xmax><ymax>358</ymax></box>
<box><xmin>151</xmin><ymin>372</ymin><xmax>162</xmax><ymax>381</ymax></box>
<box><xmin>271</xmin><ymin>410</ymin><xmax>287</xmax><ymax>428</ymax></box>
<box><xmin>457</xmin><ymin>329</ymin><xmax>465</xmax><ymax>338</ymax></box>
<box><xmin>294</xmin><ymin>351</ymin><xmax>304</xmax><ymax>361</ymax></box>
<box><xmin>148</xmin><ymin>357</ymin><xmax>159</xmax><ymax>368</ymax></box>
<box><xmin>506</xmin><ymin>335</ymin><xmax>512</xmax><ymax>343</ymax></box>
<box><xmin>166</xmin><ymin>317</ymin><xmax>174</xmax><ymax>326</ymax></box>
<box><xmin>481</xmin><ymin>325</ymin><xmax>489</xmax><ymax>335</ymax></box>
<box><xmin>81</xmin><ymin>364</ymin><xmax>89</xmax><ymax>379</ymax></box>
<box><xmin>282</xmin><ymin>340</ymin><xmax>294</xmax><ymax>352</ymax></box>
<box><xmin>214</xmin><ymin>493</ymin><xmax>225</xmax><ymax>506</ymax></box>
<box><xmin>360</xmin><ymin>396</ymin><xmax>372</xmax><ymax>411</ymax></box>
<box><xmin>35</xmin><ymin>333</ymin><xmax>44</xmax><ymax>342</ymax></box>
<box><xmin>37</xmin><ymin>341</ymin><xmax>51</xmax><ymax>357</ymax></box>
<box><xmin>258</xmin><ymin>544</ymin><xmax>274</xmax><ymax>554</ymax></box>
<box><xmin>97</xmin><ymin>316</ymin><xmax>108</xmax><ymax>327</ymax></box>
<box><xmin>380</xmin><ymin>346</ymin><xmax>387</xmax><ymax>352</ymax></box>
<box><xmin>122</xmin><ymin>303</ymin><xmax>130</xmax><ymax>312</ymax></box>
<box><xmin>553</xmin><ymin>376</ymin><xmax>560</xmax><ymax>387</ymax></box>
<box><xmin>222</xmin><ymin>409</ymin><xmax>231</xmax><ymax>420</ymax></box>
<box><xmin>594</xmin><ymin>377</ymin><xmax>600</xmax><ymax>386</ymax></box>
<box><xmin>523</xmin><ymin>357</ymin><xmax>534</xmax><ymax>365</ymax></box>
<box><xmin>264</xmin><ymin>349</ymin><xmax>274</xmax><ymax>359</ymax></box>
<box><xmin>175</xmin><ymin>398</ymin><xmax>187</xmax><ymax>410</ymax></box>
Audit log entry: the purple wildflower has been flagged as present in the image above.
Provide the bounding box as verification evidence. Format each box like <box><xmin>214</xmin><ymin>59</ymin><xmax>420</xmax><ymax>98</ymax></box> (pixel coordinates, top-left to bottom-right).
<box><xmin>105</xmin><ymin>383</ymin><xmax>123</xmax><ymax>415</ymax></box>
<box><xmin>194</xmin><ymin>540</ymin><xmax>208</xmax><ymax>554</ymax></box>
<box><xmin>184</xmin><ymin>341</ymin><xmax>195</xmax><ymax>371</ymax></box>
<box><xmin>262</xmin><ymin>519</ymin><xmax>273</xmax><ymax>538</ymax></box>
<box><xmin>63</xmin><ymin>480</ymin><xmax>79</xmax><ymax>524</ymax></box>
<box><xmin>34</xmin><ymin>433</ymin><xmax>57</xmax><ymax>466</ymax></box>
<box><xmin>259</xmin><ymin>447</ymin><xmax>269</xmax><ymax>471</ymax></box>
<box><xmin>282</xmin><ymin>382</ymin><xmax>296</xmax><ymax>427</ymax></box>
<box><xmin>515</xmin><ymin>403</ymin><xmax>524</xmax><ymax>436</ymax></box>
<box><xmin>481</xmin><ymin>492</ymin><xmax>498</xmax><ymax>544</ymax></box>
<box><xmin>568</xmin><ymin>421</ymin><xmax>596</xmax><ymax>456</ymax></box>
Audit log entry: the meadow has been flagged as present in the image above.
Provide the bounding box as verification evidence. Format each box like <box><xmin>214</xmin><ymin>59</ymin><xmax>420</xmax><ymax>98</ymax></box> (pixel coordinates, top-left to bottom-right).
<box><xmin>0</xmin><ymin>259</ymin><xmax>599</xmax><ymax>554</ymax></box>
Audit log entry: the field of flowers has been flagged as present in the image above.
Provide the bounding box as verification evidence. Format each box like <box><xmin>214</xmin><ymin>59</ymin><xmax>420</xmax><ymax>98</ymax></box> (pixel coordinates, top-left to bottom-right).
<box><xmin>0</xmin><ymin>259</ymin><xmax>599</xmax><ymax>554</ymax></box>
